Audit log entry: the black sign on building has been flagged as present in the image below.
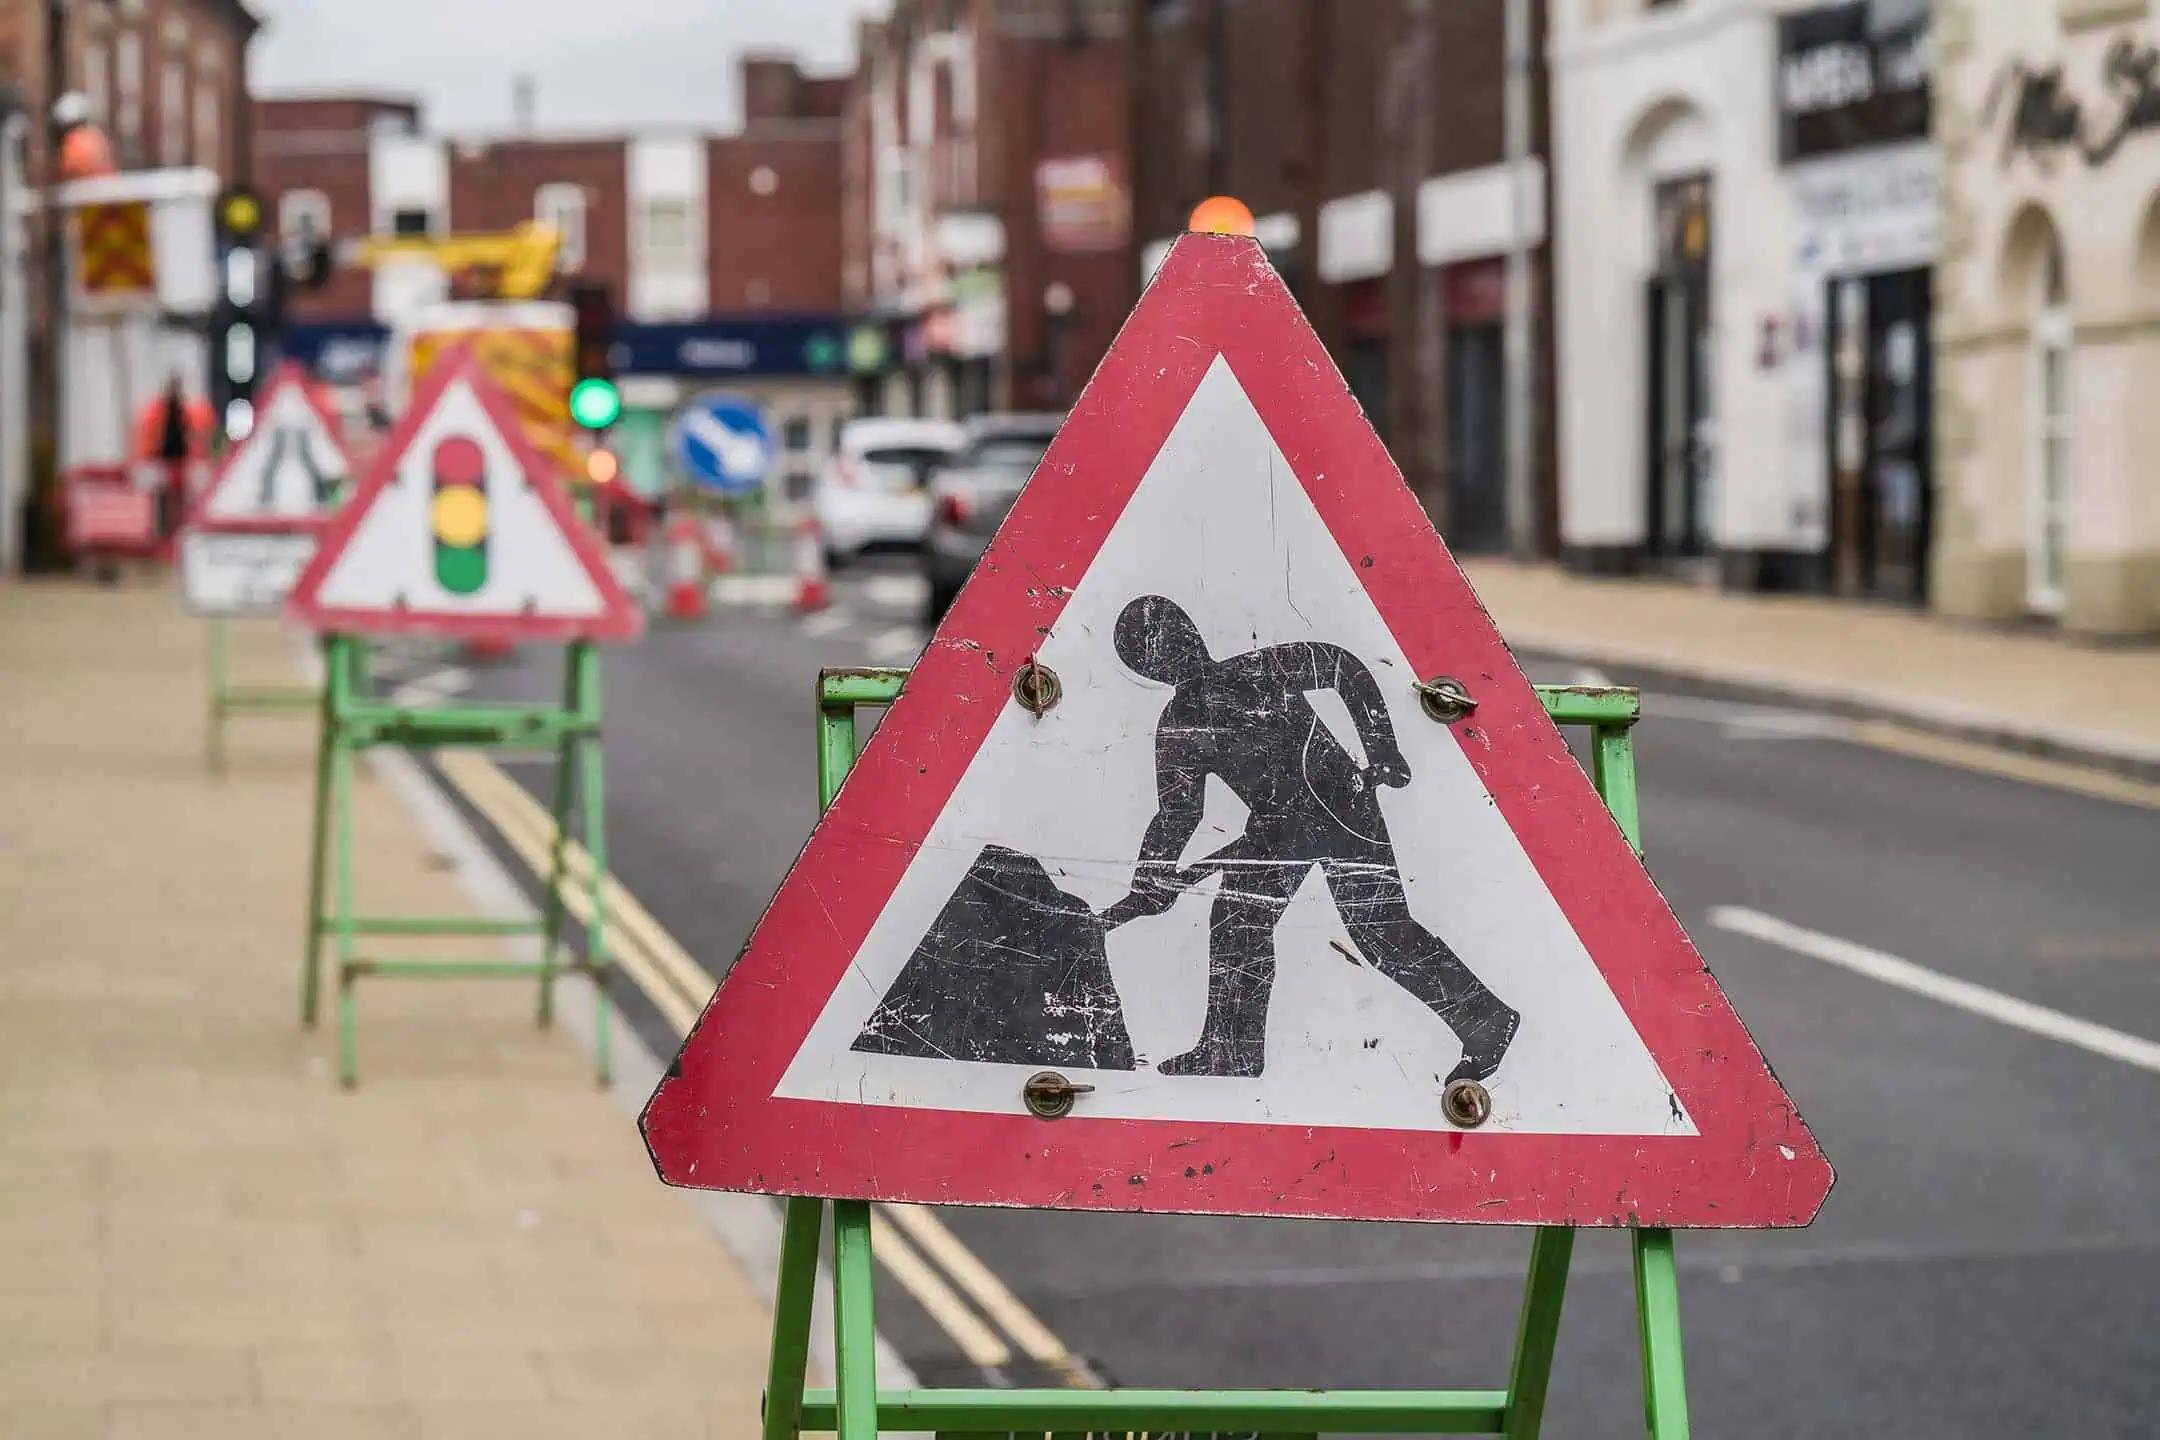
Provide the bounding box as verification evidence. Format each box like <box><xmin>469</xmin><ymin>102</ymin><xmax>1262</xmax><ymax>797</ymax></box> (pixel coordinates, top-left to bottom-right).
<box><xmin>1776</xmin><ymin>0</ymin><xmax>1931</xmax><ymax>162</ymax></box>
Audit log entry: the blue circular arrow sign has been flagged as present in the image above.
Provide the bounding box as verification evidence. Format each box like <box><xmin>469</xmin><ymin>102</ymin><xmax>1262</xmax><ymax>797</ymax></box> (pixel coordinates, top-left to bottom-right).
<box><xmin>672</xmin><ymin>393</ymin><xmax>774</xmax><ymax>495</ymax></box>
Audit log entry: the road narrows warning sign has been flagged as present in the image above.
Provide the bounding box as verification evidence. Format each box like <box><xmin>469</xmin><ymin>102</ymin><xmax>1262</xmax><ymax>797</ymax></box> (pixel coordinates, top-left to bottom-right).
<box><xmin>286</xmin><ymin>347</ymin><xmax>641</xmax><ymax>643</ymax></box>
<box><xmin>181</xmin><ymin>364</ymin><xmax>353</xmax><ymax>615</ymax></box>
<box><xmin>641</xmin><ymin>234</ymin><xmax>1831</xmax><ymax>1228</ymax></box>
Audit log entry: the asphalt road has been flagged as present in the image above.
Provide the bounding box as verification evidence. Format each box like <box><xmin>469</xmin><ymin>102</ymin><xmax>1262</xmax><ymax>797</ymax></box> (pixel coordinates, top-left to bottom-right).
<box><xmin>413</xmin><ymin>561</ymin><xmax>2160</xmax><ymax>1438</ymax></box>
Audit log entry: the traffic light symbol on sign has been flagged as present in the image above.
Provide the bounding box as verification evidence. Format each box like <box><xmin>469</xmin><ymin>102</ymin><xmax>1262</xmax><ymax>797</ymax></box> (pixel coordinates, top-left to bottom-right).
<box><xmin>430</xmin><ymin>435</ymin><xmax>489</xmax><ymax>595</ymax></box>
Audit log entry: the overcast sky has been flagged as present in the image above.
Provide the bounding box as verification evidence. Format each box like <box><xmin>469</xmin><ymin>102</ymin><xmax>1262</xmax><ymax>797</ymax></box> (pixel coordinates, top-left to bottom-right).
<box><xmin>249</xmin><ymin>0</ymin><xmax>886</xmax><ymax>134</ymax></box>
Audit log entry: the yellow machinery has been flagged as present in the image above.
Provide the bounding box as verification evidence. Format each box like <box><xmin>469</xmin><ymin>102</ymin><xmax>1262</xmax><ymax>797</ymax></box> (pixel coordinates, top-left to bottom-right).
<box><xmin>347</xmin><ymin>220</ymin><xmax>563</xmax><ymax>300</ymax></box>
<box><xmin>345</xmin><ymin>223</ymin><xmax>581</xmax><ymax>479</ymax></box>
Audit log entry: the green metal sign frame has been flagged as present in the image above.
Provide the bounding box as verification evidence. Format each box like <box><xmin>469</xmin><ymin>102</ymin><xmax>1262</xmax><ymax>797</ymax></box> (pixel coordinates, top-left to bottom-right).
<box><xmin>756</xmin><ymin>667</ymin><xmax>1688</xmax><ymax>1439</ymax></box>
<box><xmin>299</xmin><ymin>632</ymin><xmax>616</xmax><ymax>1088</ymax></box>
<box><xmin>204</xmin><ymin>615</ymin><xmax>321</xmax><ymax>772</ymax></box>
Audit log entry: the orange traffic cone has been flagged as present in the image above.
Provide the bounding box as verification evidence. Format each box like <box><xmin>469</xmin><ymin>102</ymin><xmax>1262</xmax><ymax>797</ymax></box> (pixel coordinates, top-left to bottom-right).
<box><xmin>664</xmin><ymin>512</ymin><xmax>709</xmax><ymax>621</ymax></box>
<box><xmin>793</xmin><ymin>513</ymin><xmax>831</xmax><ymax>614</ymax></box>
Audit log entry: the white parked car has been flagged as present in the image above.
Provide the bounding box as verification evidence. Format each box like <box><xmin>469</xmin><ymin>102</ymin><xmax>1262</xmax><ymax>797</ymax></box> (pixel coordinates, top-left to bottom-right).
<box><xmin>812</xmin><ymin>418</ymin><xmax>966</xmax><ymax>564</ymax></box>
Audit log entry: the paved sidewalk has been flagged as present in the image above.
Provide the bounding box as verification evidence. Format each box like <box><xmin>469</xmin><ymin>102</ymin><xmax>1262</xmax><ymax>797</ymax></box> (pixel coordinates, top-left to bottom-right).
<box><xmin>0</xmin><ymin>580</ymin><xmax>770</xmax><ymax>1439</ymax></box>
<box><xmin>1463</xmin><ymin>560</ymin><xmax>2160</xmax><ymax>773</ymax></box>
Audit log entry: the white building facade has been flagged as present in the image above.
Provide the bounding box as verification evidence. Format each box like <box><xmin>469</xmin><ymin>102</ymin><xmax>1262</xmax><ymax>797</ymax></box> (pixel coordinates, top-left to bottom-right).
<box><xmin>1935</xmin><ymin>0</ymin><xmax>2160</xmax><ymax>636</ymax></box>
<box><xmin>1551</xmin><ymin>0</ymin><xmax>1937</xmax><ymax>597</ymax></box>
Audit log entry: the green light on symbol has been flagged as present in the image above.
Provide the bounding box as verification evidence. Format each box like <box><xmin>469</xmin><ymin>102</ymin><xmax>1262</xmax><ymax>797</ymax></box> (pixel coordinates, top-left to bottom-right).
<box><xmin>569</xmin><ymin>378</ymin><xmax>622</xmax><ymax>430</ymax></box>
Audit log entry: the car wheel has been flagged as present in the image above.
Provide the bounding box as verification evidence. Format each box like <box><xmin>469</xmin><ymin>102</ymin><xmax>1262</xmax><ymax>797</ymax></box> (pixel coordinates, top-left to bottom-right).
<box><xmin>824</xmin><ymin>545</ymin><xmax>850</xmax><ymax>572</ymax></box>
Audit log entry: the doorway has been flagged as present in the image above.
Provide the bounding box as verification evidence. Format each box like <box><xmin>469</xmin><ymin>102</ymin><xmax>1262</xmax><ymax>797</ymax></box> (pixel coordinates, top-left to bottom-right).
<box><xmin>1644</xmin><ymin>175</ymin><xmax>1713</xmax><ymax>559</ymax></box>
<box><xmin>1824</xmin><ymin>268</ymin><xmax>1932</xmax><ymax>604</ymax></box>
<box><xmin>1445</xmin><ymin>324</ymin><xmax>1507</xmax><ymax>553</ymax></box>
<box><xmin>2028</xmin><ymin>246</ymin><xmax>2071</xmax><ymax>615</ymax></box>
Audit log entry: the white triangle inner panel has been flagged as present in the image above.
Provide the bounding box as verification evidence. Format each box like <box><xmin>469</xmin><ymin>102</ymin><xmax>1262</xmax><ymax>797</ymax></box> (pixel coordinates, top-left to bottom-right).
<box><xmin>202</xmin><ymin>382</ymin><xmax>347</xmax><ymax>522</ymax></box>
<box><xmin>778</xmin><ymin>358</ymin><xmax>1691</xmax><ymax>1137</ymax></box>
<box><xmin>310</xmin><ymin>377</ymin><xmax>606</xmax><ymax>619</ymax></box>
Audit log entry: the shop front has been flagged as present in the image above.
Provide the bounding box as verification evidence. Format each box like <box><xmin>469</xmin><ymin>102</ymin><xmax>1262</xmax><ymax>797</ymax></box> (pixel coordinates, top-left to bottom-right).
<box><xmin>1935</xmin><ymin>2</ymin><xmax>2160</xmax><ymax>636</ymax></box>
<box><xmin>1776</xmin><ymin>0</ymin><xmax>1936</xmax><ymax>602</ymax></box>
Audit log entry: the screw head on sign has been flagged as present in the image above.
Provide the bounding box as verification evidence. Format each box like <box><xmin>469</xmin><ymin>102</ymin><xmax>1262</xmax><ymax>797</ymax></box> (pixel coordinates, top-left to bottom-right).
<box><xmin>1012</xmin><ymin>658</ymin><xmax>1062</xmax><ymax>716</ymax></box>
<box><xmin>1022</xmin><ymin>1071</ymin><xmax>1094</xmax><ymax>1120</ymax></box>
<box><xmin>1415</xmin><ymin>676</ymin><xmax>1479</xmax><ymax>723</ymax></box>
<box><xmin>1442</xmin><ymin>1078</ymin><xmax>1492</xmax><ymax>1129</ymax></box>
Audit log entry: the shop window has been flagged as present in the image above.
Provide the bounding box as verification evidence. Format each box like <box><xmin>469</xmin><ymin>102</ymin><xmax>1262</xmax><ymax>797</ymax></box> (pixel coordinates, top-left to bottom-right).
<box><xmin>114</xmin><ymin>27</ymin><xmax>142</xmax><ymax>160</ymax></box>
<box><xmin>783</xmin><ymin>416</ymin><xmax>813</xmax><ymax>452</ymax></box>
<box><xmin>194</xmin><ymin>76</ymin><xmax>219</xmax><ymax>170</ymax></box>
<box><xmin>2028</xmin><ymin>239</ymin><xmax>2072</xmax><ymax>615</ymax></box>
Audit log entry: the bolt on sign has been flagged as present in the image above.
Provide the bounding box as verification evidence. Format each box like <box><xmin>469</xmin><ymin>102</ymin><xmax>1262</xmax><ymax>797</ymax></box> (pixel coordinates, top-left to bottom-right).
<box><xmin>180</xmin><ymin>364</ymin><xmax>355</xmax><ymax>615</ymax></box>
<box><xmin>287</xmin><ymin>347</ymin><xmax>640</xmax><ymax>644</ymax></box>
<box><xmin>642</xmin><ymin>235</ymin><xmax>1832</xmax><ymax>1231</ymax></box>
<box><xmin>74</xmin><ymin>201</ymin><xmax>157</xmax><ymax>304</ymax></box>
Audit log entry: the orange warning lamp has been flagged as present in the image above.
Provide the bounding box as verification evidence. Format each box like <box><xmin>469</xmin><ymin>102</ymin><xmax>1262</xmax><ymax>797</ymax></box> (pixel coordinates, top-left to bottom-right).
<box><xmin>58</xmin><ymin>124</ymin><xmax>117</xmax><ymax>182</ymax></box>
<box><xmin>1186</xmin><ymin>195</ymin><xmax>1256</xmax><ymax>237</ymax></box>
<box><xmin>584</xmin><ymin>447</ymin><xmax>619</xmax><ymax>486</ymax></box>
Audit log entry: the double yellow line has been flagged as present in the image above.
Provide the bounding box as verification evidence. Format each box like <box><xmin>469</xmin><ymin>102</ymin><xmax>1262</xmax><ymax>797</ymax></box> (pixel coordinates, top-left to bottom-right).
<box><xmin>434</xmin><ymin>751</ymin><xmax>1094</xmax><ymax>1384</ymax></box>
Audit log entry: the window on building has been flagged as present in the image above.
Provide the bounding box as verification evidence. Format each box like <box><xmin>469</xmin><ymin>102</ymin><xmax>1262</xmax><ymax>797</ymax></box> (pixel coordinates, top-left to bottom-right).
<box><xmin>280</xmin><ymin>188</ymin><xmax>331</xmax><ymax>243</ymax></box>
<box><xmin>158</xmin><ymin>56</ymin><xmax>186</xmax><ymax>165</ymax></box>
<box><xmin>2028</xmin><ymin>237</ymin><xmax>2072</xmax><ymax>615</ymax></box>
<box><xmin>639</xmin><ymin>197</ymin><xmax>693</xmax><ymax>261</ymax></box>
<box><xmin>115</xmin><ymin>28</ymin><xmax>143</xmax><ymax>159</ymax></box>
<box><xmin>390</xmin><ymin>207</ymin><xmax>433</xmax><ymax>237</ymax></box>
<box><xmin>783</xmin><ymin>416</ymin><xmax>812</xmax><ymax>452</ymax></box>
<box><xmin>194</xmin><ymin>77</ymin><xmax>220</xmax><ymax>171</ymax></box>
<box><xmin>535</xmin><ymin>183</ymin><xmax>587</xmax><ymax>273</ymax></box>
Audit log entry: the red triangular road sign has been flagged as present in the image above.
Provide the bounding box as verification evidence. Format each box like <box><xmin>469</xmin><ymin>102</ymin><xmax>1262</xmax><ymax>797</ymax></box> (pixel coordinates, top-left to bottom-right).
<box><xmin>185</xmin><ymin>362</ymin><xmax>351</xmax><ymax>536</ymax></box>
<box><xmin>288</xmin><ymin>347</ymin><xmax>641</xmax><ymax>643</ymax></box>
<box><xmin>641</xmin><ymin>235</ymin><xmax>1831</xmax><ymax>1228</ymax></box>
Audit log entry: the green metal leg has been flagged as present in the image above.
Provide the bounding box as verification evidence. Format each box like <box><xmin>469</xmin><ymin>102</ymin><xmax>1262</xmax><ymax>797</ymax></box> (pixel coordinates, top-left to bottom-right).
<box><xmin>572</xmin><ymin>645</ymin><xmax>612</xmax><ymax>1085</ymax></box>
<box><xmin>300</xmin><ymin>661</ymin><xmax>337</xmax><ymax>1028</ymax></box>
<box><xmin>536</xmin><ymin>693</ymin><xmax>578</xmax><ymax>1032</ymax></box>
<box><xmin>1502</xmin><ymin>1226</ymin><xmax>1576</xmax><ymax>1439</ymax></box>
<box><xmin>762</xmin><ymin>1197</ymin><xmax>825</xmax><ymax>1440</ymax></box>
<box><xmin>1633</xmin><ymin>1229</ymin><xmax>1690</xmax><ymax>1439</ymax></box>
<box><xmin>331</xmin><ymin>721</ymin><xmax>360</xmax><ymax>1089</ymax></box>
<box><xmin>830</xmin><ymin>1200</ymin><xmax>880</xmax><ymax>1440</ymax></box>
<box><xmin>206</xmin><ymin>616</ymin><xmax>228</xmax><ymax>774</ymax></box>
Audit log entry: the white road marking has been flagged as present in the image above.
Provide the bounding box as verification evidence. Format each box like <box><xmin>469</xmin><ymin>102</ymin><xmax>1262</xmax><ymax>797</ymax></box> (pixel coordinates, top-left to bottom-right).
<box><xmin>389</xmin><ymin>665</ymin><xmax>472</xmax><ymax>708</ymax></box>
<box><xmin>864</xmin><ymin>574</ymin><xmax>930</xmax><ymax>610</ymax></box>
<box><xmin>865</xmin><ymin>625</ymin><xmax>924</xmax><ymax>662</ymax></box>
<box><xmin>802</xmin><ymin>610</ymin><xmax>852</xmax><ymax>638</ymax></box>
<box><xmin>1709</xmin><ymin>906</ymin><xmax>2160</xmax><ymax>1074</ymax></box>
<box><xmin>712</xmin><ymin>574</ymin><xmax>799</xmax><ymax>606</ymax></box>
<box><xmin>1639</xmin><ymin>694</ymin><xmax>1853</xmax><ymax>741</ymax></box>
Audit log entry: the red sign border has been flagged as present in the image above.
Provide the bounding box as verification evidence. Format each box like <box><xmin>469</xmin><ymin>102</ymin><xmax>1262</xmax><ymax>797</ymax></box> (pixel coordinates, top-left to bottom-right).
<box><xmin>184</xmin><ymin>362</ymin><xmax>350</xmax><ymax>539</ymax></box>
<box><xmin>641</xmin><ymin>234</ymin><xmax>1832</xmax><ymax>1228</ymax></box>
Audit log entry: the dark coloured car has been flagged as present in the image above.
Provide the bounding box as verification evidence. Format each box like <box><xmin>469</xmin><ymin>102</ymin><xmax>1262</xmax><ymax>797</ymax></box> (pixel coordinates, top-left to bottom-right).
<box><xmin>921</xmin><ymin>412</ymin><xmax>1065</xmax><ymax>622</ymax></box>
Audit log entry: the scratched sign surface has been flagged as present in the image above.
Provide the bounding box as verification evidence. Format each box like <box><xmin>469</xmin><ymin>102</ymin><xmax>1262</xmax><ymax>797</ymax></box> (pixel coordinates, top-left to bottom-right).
<box><xmin>642</xmin><ymin>234</ymin><xmax>1832</xmax><ymax>1228</ymax></box>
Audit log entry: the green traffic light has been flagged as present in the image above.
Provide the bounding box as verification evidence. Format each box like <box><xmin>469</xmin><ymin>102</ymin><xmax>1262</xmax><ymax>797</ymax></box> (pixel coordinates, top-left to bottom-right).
<box><xmin>569</xmin><ymin>377</ymin><xmax>622</xmax><ymax>430</ymax></box>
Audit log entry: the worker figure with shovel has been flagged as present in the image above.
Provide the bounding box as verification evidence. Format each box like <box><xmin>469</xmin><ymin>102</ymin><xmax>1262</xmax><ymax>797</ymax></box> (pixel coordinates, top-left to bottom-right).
<box><xmin>1100</xmin><ymin>595</ymin><xmax>1520</xmax><ymax>1083</ymax></box>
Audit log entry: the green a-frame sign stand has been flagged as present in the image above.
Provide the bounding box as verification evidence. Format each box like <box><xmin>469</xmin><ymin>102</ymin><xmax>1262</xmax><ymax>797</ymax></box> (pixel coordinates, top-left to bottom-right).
<box><xmin>298</xmin><ymin>632</ymin><xmax>615</xmax><ymax>1089</ymax></box>
<box><xmin>756</xmin><ymin>668</ymin><xmax>1688</xmax><ymax>1440</ymax></box>
<box><xmin>204</xmin><ymin>615</ymin><xmax>321</xmax><ymax>773</ymax></box>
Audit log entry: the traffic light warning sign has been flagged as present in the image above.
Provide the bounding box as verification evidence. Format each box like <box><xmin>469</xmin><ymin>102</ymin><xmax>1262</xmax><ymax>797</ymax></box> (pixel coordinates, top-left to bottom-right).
<box><xmin>287</xmin><ymin>348</ymin><xmax>641</xmax><ymax>643</ymax></box>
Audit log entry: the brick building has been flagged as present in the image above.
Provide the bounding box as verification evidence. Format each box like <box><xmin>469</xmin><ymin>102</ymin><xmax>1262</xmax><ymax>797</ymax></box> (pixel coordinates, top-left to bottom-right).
<box><xmin>251</xmin><ymin>53</ymin><xmax>844</xmax><ymax>329</ymax></box>
<box><xmin>0</xmin><ymin>0</ymin><xmax>259</xmax><ymax>183</ymax></box>
<box><xmin>1129</xmin><ymin>0</ymin><xmax>1557</xmax><ymax>556</ymax></box>
<box><xmin>842</xmin><ymin>0</ymin><xmax>1134</xmax><ymax>419</ymax></box>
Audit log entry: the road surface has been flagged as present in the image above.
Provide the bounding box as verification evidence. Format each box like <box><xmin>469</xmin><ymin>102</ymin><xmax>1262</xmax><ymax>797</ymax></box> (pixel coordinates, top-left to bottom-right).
<box><xmin>388</xmin><ymin>560</ymin><xmax>2160</xmax><ymax>1438</ymax></box>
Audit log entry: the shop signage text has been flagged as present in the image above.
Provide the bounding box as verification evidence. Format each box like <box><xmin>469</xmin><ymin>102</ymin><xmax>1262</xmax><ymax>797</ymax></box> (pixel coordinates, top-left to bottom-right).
<box><xmin>1988</xmin><ymin>34</ymin><xmax>2160</xmax><ymax>170</ymax></box>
